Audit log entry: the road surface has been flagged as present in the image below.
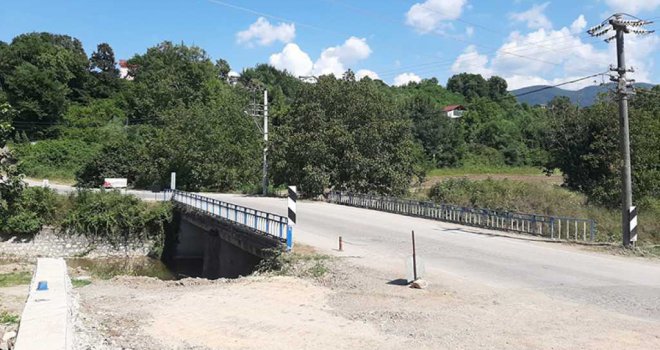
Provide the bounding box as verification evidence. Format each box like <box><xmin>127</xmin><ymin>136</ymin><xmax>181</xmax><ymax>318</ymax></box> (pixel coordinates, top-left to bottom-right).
<box><xmin>201</xmin><ymin>193</ymin><xmax>660</xmax><ymax>323</ymax></box>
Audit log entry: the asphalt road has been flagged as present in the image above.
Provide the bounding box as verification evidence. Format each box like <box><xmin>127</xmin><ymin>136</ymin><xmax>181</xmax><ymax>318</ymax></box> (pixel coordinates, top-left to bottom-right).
<box><xmin>203</xmin><ymin>193</ymin><xmax>660</xmax><ymax>323</ymax></box>
<box><xmin>27</xmin><ymin>180</ymin><xmax>660</xmax><ymax>322</ymax></box>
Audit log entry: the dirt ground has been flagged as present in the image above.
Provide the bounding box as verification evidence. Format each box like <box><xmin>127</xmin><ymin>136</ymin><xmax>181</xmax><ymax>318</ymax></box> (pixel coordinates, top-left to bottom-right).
<box><xmin>0</xmin><ymin>258</ymin><xmax>34</xmax><ymax>347</ymax></box>
<box><xmin>71</xmin><ymin>253</ymin><xmax>660</xmax><ymax>350</ymax></box>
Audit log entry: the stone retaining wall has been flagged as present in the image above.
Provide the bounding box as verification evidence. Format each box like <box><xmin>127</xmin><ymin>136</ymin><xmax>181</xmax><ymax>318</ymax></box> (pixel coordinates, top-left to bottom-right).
<box><xmin>0</xmin><ymin>227</ymin><xmax>153</xmax><ymax>258</ymax></box>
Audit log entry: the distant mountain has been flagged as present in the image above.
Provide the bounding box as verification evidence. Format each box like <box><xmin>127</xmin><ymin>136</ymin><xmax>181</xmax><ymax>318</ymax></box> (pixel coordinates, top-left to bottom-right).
<box><xmin>511</xmin><ymin>82</ymin><xmax>655</xmax><ymax>107</ymax></box>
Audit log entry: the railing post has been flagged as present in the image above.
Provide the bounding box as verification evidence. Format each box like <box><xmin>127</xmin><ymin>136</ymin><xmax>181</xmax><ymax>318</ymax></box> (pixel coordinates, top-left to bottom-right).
<box><xmin>590</xmin><ymin>221</ymin><xmax>595</xmax><ymax>242</ymax></box>
<box><xmin>550</xmin><ymin>218</ymin><xmax>555</xmax><ymax>239</ymax></box>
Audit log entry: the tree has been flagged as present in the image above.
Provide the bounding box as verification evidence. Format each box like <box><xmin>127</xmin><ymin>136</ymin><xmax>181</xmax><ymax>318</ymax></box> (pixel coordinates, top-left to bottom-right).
<box><xmin>447</xmin><ymin>73</ymin><xmax>489</xmax><ymax>100</ymax></box>
<box><xmin>487</xmin><ymin>76</ymin><xmax>508</xmax><ymax>99</ymax></box>
<box><xmin>406</xmin><ymin>96</ymin><xmax>465</xmax><ymax>167</ymax></box>
<box><xmin>88</xmin><ymin>43</ymin><xmax>120</xmax><ymax>98</ymax></box>
<box><xmin>123</xmin><ymin>41</ymin><xmax>220</xmax><ymax>123</ymax></box>
<box><xmin>0</xmin><ymin>102</ymin><xmax>29</xmax><ymax>233</ymax></box>
<box><xmin>215</xmin><ymin>59</ymin><xmax>231</xmax><ymax>80</ymax></box>
<box><xmin>272</xmin><ymin>74</ymin><xmax>424</xmax><ymax>197</ymax></box>
<box><xmin>544</xmin><ymin>96</ymin><xmax>622</xmax><ymax>205</ymax></box>
<box><xmin>77</xmin><ymin>82</ymin><xmax>261</xmax><ymax>191</ymax></box>
<box><xmin>0</xmin><ymin>33</ymin><xmax>90</xmax><ymax>136</ymax></box>
<box><xmin>90</xmin><ymin>43</ymin><xmax>119</xmax><ymax>75</ymax></box>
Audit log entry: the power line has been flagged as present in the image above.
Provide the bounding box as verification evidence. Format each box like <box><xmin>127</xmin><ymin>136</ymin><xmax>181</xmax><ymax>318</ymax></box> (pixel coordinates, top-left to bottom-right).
<box><xmin>510</xmin><ymin>72</ymin><xmax>608</xmax><ymax>99</ymax></box>
<box><xmin>396</xmin><ymin>0</ymin><xmax>598</xmax><ymax>53</ymax></box>
<box><xmin>206</xmin><ymin>0</ymin><xmax>332</xmax><ymax>33</ymax></box>
<box><xmin>375</xmin><ymin>39</ymin><xmax>605</xmax><ymax>78</ymax></box>
<box><xmin>321</xmin><ymin>0</ymin><xmax>605</xmax><ymax>78</ymax></box>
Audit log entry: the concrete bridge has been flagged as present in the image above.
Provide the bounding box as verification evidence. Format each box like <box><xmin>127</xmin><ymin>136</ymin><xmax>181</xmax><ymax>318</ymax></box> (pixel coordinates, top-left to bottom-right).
<box><xmin>164</xmin><ymin>190</ymin><xmax>290</xmax><ymax>279</ymax></box>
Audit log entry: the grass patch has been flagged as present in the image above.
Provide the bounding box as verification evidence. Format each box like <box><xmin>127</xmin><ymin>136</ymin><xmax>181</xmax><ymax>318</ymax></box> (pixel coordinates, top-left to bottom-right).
<box><xmin>0</xmin><ymin>271</ymin><xmax>32</xmax><ymax>287</ymax></box>
<box><xmin>257</xmin><ymin>248</ymin><xmax>330</xmax><ymax>279</ymax></box>
<box><xmin>66</xmin><ymin>257</ymin><xmax>174</xmax><ymax>280</ymax></box>
<box><xmin>427</xmin><ymin>166</ymin><xmax>545</xmax><ymax>177</ymax></box>
<box><xmin>71</xmin><ymin>278</ymin><xmax>92</xmax><ymax>288</ymax></box>
<box><xmin>0</xmin><ymin>311</ymin><xmax>19</xmax><ymax>325</ymax></box>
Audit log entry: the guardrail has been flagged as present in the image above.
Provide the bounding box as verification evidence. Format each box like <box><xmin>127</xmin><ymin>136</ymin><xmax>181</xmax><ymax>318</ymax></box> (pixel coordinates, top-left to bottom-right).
<box><xmin>327</xmin><ymin>192</ymin><xmax>596</xmax><ymax>242</ymax></box>
<box><xmin>166</xmin><ymin>190</ymin><xmax>288</xmax><ymax>242</ymax></box>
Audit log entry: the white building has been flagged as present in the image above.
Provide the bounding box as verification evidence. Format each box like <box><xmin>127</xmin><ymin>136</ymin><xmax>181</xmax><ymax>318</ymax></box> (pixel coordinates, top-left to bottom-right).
<box><xmin>118</xmin><ymin>60</ymin><xmax>134</xmax><ymax>80</ymax></box>
<box><xmin>443</xmin><ymin>105</ymin><xmax>466</xmax><ymax>118</ymax></box>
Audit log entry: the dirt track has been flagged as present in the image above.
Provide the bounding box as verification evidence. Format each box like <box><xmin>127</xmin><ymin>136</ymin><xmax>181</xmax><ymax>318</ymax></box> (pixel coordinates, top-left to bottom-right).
<box><xmin>73</xmin><ymin>255</ymin><xmax>660</xmax><ymax>350</ymax></box>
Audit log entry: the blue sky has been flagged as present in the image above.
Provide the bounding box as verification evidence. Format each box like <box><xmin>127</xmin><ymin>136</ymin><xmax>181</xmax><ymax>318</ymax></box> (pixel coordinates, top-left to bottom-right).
<box><xmin>0</xmin><ymin>0</ymin><xmax>658</xmax><ymax>89</ymax></box>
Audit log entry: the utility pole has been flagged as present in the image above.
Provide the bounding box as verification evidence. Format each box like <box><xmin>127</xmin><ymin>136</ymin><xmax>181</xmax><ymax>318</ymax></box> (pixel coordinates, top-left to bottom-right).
<box><xmin>244</xmin><ymin>86</ymin><xmax>269</xmax><ymax>196</ymax></box>
<box><xmin>588</xmin><ymin>14</ymin><xmax>654</xmax><ymax>247</ymax></box>
<box><xmin>262</xmin><ymin>90</ymin><xmax>269</xmax><ymax>196</ymax></box>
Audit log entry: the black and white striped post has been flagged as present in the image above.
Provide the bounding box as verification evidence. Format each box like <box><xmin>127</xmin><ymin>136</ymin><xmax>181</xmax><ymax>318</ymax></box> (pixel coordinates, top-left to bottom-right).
<box><xmin>629</xmin><ymin>206</ymin><xmax>638</xmax><ymax>245</ymax></box>
<box><xmin>287</xmin><ymin>186</ymin><xmax>297</xmax><ymax>251</ymax></box>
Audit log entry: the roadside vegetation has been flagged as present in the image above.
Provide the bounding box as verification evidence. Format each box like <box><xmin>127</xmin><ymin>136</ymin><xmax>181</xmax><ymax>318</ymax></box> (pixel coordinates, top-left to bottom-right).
<box><xmin>71</xmin><ymin>278</ymin><xmax>92</xmax><ymax>288</ymax></box>
<box><xmin>0</xmin><ymin>32</ymin><xmax>658</xmax><ymax>246</ymax></box>
<box><xmin>257</xmin><ymin>247</ymin><xmax>330</xmax><ymax>280</ymax></box>
<box><xmin>0</xmin><ymin>271</ymin><xmax>31</xmax><ymax>287</ymax></box>
<box><xmin>0</xmin><ymin>311</ymin><xmax>19</xmax><ymax>325</ymax></box>
<box><xmin>67</xmin><ymin>257</ymin><xmax>174</xmax><ymax>280</ymax></box>
<box><xmin>427</xmin><ymin>179</ymin><xmax>660</xmax><ymax>244</ymax></box>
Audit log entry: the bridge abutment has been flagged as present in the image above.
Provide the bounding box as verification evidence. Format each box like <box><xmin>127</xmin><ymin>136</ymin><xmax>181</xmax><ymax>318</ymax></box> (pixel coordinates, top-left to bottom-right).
<box><xmin>164</xmin><ymin>204</ymin><xmax>283</xmax><ymax>279</ymax></box>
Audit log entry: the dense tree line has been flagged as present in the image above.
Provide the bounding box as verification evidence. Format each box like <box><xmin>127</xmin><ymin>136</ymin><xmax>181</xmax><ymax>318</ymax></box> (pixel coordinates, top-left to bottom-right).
<box><xmin>544</xmin><ymin>89</ymin><xmax>660</xmax><ymax>207</ymax></box>
<box><xmin>0</xmin><ymin>32</ymin><xmax>658</xmax><ymax>204</ymax></box>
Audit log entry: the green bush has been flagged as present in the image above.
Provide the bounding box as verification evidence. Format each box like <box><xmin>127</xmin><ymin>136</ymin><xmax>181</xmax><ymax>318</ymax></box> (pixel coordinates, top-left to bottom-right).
<box><xmin>75</xmin><ymin>137</ymin><xmax>148</xmax><ymax>188</ymax></box>
<box><xmin>60</xmin><ymin>190</ymin><xmax>172</xmax><ymax>245</ymax></box>
<box><xmin>17</xmin><ymin>186</ymin><xmax>65</xmax><ymax>223</ymax></box>
<box><xmin>14</xmin><ymin>138</ymin><xmax>101</xmax><ymax>181</ymax></box>
<box><xmin>3</xmin><ymin>210</ymin><xmax>42</xmax><ymax>235</ymax></box>
<box><xmin>0</xmin><ymin>187</ymin><xmax>63</xmax><ymax>236</ymax></box>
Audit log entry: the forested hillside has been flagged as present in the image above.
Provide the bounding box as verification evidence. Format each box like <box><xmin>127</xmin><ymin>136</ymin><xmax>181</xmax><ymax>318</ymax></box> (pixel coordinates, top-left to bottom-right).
<box><xmin>1</xmin><ymin>32</ymin><xmax>658</xmax><ymax>210</ymax></box>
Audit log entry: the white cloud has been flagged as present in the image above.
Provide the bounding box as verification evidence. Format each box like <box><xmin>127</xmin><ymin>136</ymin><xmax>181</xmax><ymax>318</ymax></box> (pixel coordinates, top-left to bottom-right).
<box><xmin>356</xmin><ymin>69</ymin><xmax>380</xmax><ymax>80</ymax></box>
<box><xmin>313</xmin><ymin>36</ymin><xmax>372</xmax><ymax>76</ymax></box>
<box><xmin>509</xmin><ymin>2</ymin><xmax>553</xmax><ymax>30</ymax></box>
<box><xmin>405</xmin><ymin>0</ymin><xmax>467</xmax><ymax>33</ymax></box>
<box><xmin>448</xmin><ymin>16</ymin><xmax>658</xmax><ymax>90</ymax></box>
<box><xmin>622</xmin><ymin>34</ymin><xmax>659</xmax><ymax>84</ymax></box>
<box><xmin>451</xmin><ymin>45</ymin><xmax>493</xmax><ymax>77</ymax></box>
<box><xmin>269</xmin><ymin>37</ymin><xmax>372</xmax><ymax>78</ymax></box>
<box><xmin>268</xmin><ymin>43</ymin><xmax>313</xmax><ymax>76</ymax></box>
<box><xmin>394</xmin><ymin>72</ymin><xmax>422</xmax><ymax>86</ymax></box>
<box><xmin>570</xmin><ymin>15</ymin><xmax>587</xmax><ymax>34</ymax></box>
<box><xmin>604</xmin><ymin>0</ymin><xmax>660</xmax><ymax>14</ymax></box>
<box><xmin>465</xmin><ymin>26</ymin><xmax>475</xmax><ymax>37</ymax></box>
<box><xmin>236</xmin><ymin>17</ymin><xmax>295</xmax><ymax>47</ymax></box>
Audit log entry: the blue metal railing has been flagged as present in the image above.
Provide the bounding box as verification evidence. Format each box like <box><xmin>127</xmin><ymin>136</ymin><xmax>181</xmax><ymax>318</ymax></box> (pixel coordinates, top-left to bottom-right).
<box><xmin>327</xmin><ymin>191</ymin><xmax>596</xmax><ymax>242</ymax></box>
<box><xmin>165</xmin><ymin>190</ymin><xmax>288</xmax><ymax>242</ymax></box>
